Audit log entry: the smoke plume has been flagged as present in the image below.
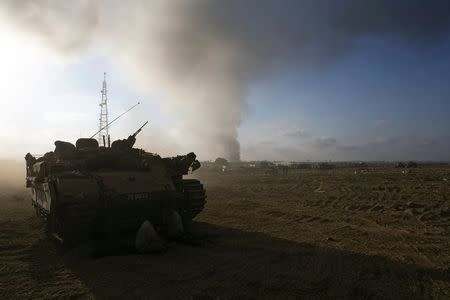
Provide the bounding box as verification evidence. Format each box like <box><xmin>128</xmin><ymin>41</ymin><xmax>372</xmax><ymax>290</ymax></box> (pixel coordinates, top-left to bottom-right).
<box><xmin>1</xmin><ymin>0</ymin><xmax>449</xmax><ymax>161</ymax></box>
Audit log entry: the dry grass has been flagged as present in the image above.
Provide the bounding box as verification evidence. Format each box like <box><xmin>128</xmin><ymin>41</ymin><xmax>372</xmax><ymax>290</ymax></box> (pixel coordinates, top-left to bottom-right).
<box><xmin>0</xmin><ymin>166</ymin><xmax>449</xmax><ymax>299</ymax></box>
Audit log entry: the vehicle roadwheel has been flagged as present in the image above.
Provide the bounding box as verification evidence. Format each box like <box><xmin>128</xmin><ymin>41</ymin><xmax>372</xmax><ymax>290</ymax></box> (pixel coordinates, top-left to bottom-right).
<box><xmin>179</xmin><ymin>179</ymin><xmax>207</xmax><ymax>219</ymax></box>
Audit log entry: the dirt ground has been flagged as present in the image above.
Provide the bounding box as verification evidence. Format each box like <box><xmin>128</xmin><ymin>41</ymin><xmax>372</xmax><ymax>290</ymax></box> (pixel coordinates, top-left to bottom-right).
<box><xmin>0</xmin><ymin>166</ymin><xmax>449</xmax><ymax>299</ymax></box>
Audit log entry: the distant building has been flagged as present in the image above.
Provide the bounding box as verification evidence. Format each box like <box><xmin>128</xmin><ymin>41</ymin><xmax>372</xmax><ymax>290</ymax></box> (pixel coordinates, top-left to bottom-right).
<box><xmin>290</xmin><ymin>163</ymin><xmax>312</xmax><ymax>169</ymax></box>
<box><xmin>257</xmin><ymin>161</ymin><xmax>275</xmax><ymax>168</ymax></box>
<box><xmin>214</xmin><ymin>157</ymin><xmax>229</xmax><ymax>166</ymax></box>
<box><xmin>311</xmin><ymin>162</ymin><xmax>335</xmax><ymax>169</ymax></box>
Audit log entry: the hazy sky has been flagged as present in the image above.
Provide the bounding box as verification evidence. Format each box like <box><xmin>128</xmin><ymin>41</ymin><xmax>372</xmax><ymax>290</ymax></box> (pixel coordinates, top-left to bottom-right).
<box><xmin>0</xmin><ymin>1</ymin><xmax>449</xmax><ymax>161</ymax></box>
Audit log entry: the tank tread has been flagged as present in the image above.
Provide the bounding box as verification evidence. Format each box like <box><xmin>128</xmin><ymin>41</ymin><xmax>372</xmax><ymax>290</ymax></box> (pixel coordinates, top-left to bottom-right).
<box><xmin>53</xmin><ymin>201</ymin><xmax>97</xmax><ymax>245</ymax></box>
<box><xmin>32</xmin><ymin>199</ymin><xmax>49</xmax><ymax>219</ymax></box>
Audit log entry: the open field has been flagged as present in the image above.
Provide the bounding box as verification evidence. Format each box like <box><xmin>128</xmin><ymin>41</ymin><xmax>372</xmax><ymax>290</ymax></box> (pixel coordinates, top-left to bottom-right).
<box><xmin>0</xmin><ymin>166</ymin><xmax>449</xmax><ymax>299</ymax></box>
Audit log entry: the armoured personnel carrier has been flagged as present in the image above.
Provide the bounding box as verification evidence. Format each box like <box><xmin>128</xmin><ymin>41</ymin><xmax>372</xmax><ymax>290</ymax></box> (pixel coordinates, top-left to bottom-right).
<box><xmin>24</xmin><ymin>122</ymin><xmax>206</xmax><ymax>247</ymax></box>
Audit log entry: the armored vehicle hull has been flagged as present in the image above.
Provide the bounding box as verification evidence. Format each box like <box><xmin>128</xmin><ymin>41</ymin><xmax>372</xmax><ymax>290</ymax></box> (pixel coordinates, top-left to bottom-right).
<box><xmin>26</xmin><ymin>137</ymin><xmax>206</xmax><ymax>246</ymax></box>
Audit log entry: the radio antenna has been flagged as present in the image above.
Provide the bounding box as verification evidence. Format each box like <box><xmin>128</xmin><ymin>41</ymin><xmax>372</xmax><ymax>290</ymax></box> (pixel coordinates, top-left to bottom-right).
<box><xmin>90</xmin><ymin>101</ymin><xmax>140</xmax><ymax>139</ymax></box>
<box><xmin>98</xmin><ymin>72</ymin><xmax>109</xmax><ymax>144</ymax></box>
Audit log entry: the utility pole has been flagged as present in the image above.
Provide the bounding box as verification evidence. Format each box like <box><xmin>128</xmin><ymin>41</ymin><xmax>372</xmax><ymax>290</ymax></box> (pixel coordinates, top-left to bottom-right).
<box><xmin>98</xmin><ymin>72</ymin><xmax>109</xmax><ymax>146</ymax></box>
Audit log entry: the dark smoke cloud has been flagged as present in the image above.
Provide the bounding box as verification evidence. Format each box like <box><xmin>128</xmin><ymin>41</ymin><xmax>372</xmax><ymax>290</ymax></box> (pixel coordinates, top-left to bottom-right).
<box><xmin>1</xmin><ymin>0</ymin><xmax>450</xmax><ymax>160</ymax></box>
<box><xmin>2</xmin><ymin>1</ymin><xmax>99</xmax><ymax>52</ymax></box>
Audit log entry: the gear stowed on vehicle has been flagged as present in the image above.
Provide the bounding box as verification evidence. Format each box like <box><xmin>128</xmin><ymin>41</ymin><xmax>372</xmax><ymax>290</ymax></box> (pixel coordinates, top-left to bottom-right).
<box><xmin>24</xmin><ymin>121</ymin><xmax>206</xmax><ymax>250</ymax></box>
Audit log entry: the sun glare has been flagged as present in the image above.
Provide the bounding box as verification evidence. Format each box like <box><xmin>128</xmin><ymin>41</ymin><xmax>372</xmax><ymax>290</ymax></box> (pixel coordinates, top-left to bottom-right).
<box><xmin>0</xmin><ymin>23</ymin><xmax>51</xmax><ymax>106</ymax></box>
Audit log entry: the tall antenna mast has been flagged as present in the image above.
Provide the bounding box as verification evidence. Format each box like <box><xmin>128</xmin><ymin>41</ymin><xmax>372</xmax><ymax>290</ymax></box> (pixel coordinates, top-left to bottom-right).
<box><xmin>98</xmin><ymin>72</ymin><xmax>109</xmax><ymax>145</ymax></box>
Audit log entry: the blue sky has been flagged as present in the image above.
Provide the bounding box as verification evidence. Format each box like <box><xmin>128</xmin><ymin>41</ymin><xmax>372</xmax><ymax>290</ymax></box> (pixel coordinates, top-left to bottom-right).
<box><xmin>240</xmin><ymin>36</ymin><xmax>450</xmax><ymax>161</ymax></box>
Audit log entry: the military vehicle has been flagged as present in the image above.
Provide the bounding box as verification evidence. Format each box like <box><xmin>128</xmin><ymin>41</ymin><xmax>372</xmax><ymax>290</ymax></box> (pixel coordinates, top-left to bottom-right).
<box><xmin>24</xmin><ymin>121</ymin><xmax>206</xmax><ymax>247</ymax></box>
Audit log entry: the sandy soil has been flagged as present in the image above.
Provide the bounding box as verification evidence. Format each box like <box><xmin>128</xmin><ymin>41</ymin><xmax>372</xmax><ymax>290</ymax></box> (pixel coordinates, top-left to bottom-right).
<box><xmin>0</xmin><ymin>166</ymin><xmax>449</xmax><ymax>299</ymax></box>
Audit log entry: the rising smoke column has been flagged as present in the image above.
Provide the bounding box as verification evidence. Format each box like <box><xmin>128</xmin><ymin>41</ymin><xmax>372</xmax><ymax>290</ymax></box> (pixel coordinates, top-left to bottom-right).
<box><xmin>1</xmin><ymin>0</ymin><xmax>450</xmax><ymax>161</ymax></box>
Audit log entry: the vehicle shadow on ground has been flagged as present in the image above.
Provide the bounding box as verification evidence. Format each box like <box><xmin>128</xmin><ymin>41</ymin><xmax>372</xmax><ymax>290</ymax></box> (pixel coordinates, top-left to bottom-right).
<box><xmin>29</xmin><ymin>222</ymin><xmax>449</xmax><ymax>300</ymax></box>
